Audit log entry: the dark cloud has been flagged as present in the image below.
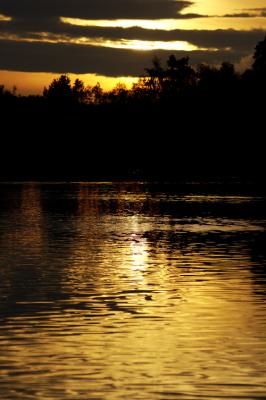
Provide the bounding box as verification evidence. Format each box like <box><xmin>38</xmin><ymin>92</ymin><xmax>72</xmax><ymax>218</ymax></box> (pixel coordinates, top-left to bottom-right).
<box><xmin>0</xmin><ymin>17</ymin><xmax>264</xmax><ymax>53</ymax></box>
<box><xmin>222</xmin><ymin>12</ymin><xmax>266</xmax><ymax>18</ymax></box>
<box><xmin>226</xmin><ymin>8</ymin><xmax>266</xmax><ymax>18</ymax></box>
<box><xmin>0</xmin><ymin>38</ymin><xmax>252</xmax><ymax>77</ymax></box>
<box><xmin>0</xmin><ymin>15</ymin><xmax>208</xmax><ymax>43</ymax></box>
<box><xmin>244</xmin><ymin>8</ymin><xmax>266</xmax><ymax>12</ymax></box>
<box><xmin>0</xmin><ymin>0</ymin><xmax>192</xmax><ymax>20</ymax></box>
<box><xmin>222</xmin><ymin>13</ymin><xmax>255</xmax><ymax>18</ymax></box>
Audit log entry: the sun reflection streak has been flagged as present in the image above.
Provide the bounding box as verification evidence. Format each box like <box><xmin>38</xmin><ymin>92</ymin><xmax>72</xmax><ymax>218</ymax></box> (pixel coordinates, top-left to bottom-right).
<box><xmin>130</xmin><ymin>234</ymin><xmax>148</xmax><ymax>274</ymax></box>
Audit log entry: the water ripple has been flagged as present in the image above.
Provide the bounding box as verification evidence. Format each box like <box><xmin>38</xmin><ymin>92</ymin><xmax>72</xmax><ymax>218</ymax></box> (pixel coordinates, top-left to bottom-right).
<box><xmin>0</xmin><ymin>182</ymin><xmax>265</xmax><ymax>399</ymax></box>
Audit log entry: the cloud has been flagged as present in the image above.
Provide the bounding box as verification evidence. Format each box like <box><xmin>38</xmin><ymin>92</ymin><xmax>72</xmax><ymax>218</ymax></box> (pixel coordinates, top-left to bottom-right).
<box><xmin>221</xmin><ymin>12</ymin><xmax>266</xmax><ymax>18</ymax></box>
<box><xmin>0</xmin><ymin>0</ymin><xmax>265</xmax><ymax>80</ymax></box>
<box><xmin>235</xmin><ymin>54</ymin><xmax>253</xmax><ymax>72</ymax></box>
<box><xmin>244</xmin><ymin>8</ymin><xmax>266</xmax><ymax>12</ymax></box>
<box><xmin>222</xmin><ymin>8</ymin><xmax>266</xmax><ymax>18</ymax></box>
<box><xmin>0</xmin><ymin>38</ymin><xmax>251</xmax><ymax>76</ymax></box>
<box><xmin>222</xmin><ymin>13</ymin><xmax>256</xmax><ymax>18</ymax></box>
<box><xmin>0</xmin><ymin>16</ymin><xmax>264</xmax><ymax>53</ymax></box>
<box><xmin>0</xmin><ymin>0</ymin><xmax>193</xmax><ymax>20</ymax></box>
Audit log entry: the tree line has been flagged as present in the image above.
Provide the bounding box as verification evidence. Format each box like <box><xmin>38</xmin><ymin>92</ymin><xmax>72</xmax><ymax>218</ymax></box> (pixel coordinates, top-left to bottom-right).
<box><xmin>0</xmin><ymin>36</ymin><xmax>265</xmax><ymax>182</ymax></box>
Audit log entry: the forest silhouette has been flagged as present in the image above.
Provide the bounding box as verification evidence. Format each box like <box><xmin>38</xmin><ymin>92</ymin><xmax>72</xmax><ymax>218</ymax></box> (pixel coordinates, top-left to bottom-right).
<box><xmin>0</xmin><ymin>36</ymin><xmax>266</xmax><ymax>182</ymax></box>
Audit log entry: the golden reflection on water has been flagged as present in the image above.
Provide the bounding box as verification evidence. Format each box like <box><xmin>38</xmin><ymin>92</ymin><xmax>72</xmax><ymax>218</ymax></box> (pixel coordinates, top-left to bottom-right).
<box><xmin>1</xmin><ymin>184</ymin><xmax>44</xmax><ymax>255</ymax></box>
<box><xmin>0</xmin><ymin>183</ymin><xmax>266</xmax><ymax>400</ymax></box>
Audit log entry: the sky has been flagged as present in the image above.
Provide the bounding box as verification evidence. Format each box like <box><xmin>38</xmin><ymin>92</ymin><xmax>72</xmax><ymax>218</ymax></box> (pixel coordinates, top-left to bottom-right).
<box><xmin>0</xmin><ymin>0</ymin><xmax>266</xmax><ymax>94</ymax></box>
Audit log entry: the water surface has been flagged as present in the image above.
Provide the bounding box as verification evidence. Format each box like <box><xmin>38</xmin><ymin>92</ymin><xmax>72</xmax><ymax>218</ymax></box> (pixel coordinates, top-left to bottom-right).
<box><xmin>0</xmin><ymin>182</ymin><xmax>266</xmax><ymax>399</ymax></box>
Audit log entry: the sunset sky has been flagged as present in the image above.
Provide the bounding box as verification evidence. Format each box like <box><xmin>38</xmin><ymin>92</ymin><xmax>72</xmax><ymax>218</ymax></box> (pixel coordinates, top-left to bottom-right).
<box><xmin>0</xmin><ymin>0</ymin><xmax>266</xmax><ymax>94</ymax></box>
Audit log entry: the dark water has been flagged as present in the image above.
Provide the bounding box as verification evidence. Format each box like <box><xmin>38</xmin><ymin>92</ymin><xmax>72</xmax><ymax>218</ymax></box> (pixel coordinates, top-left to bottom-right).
<box><xmin>0</xmin><ymin>182</ymin><xmax>266</xmax><ymax>400</ymax></box>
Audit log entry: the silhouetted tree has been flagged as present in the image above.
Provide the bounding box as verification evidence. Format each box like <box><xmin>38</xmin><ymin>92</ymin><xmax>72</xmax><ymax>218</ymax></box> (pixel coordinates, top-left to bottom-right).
<box><xmin>196</xmin><ymin>64</ymin><xmax>219</xmax><ymax>96</ymax></box>
<box><xmin>107</xmin><ymin>83</ymin><xmax>129</xmax><ymax>105</ymax></box>
<box><xmin>252</xmin><ymin>35</ymin><xmax>266</xmax><ymax>76</ymax></box>
<box><xmin>0</xmin><ymin>84</ymin><xmax>13</xmax><ymax>98</ymax></box>
<box><xmin>86</xmin><ymin>83</ymin><xmax>105</xmax><ymax>105</ymax></box>
<box><xmin>167</xmin><ymin>56</ymin><xmax>195</xmax><ymax>88</ymax></box>
<box><xmin>72</xmin><ymin>78</ymin><xmax>87</xmax><ymax>103</ymax></box>
<box><xmin>219</xmin><ymin>62</ymin><xmax>237</xmax><ymax>81</ymax></box>
<box><xmin>131</xmin><ymin>78</ymin><xmax>152</xmax><ymax>105</ymax></box>
<box><xmin>144</xmin><ymin>56</ymin><xmax>165</xmax><ymax>97</ymax></box>
<box><xmin>219</xmin><ymin>62</ymin><xmax>239</xmax><ymax>95</ymax></box>
<box><xmin>43</xmin><ymin>74</ymin><xmax>73</xmax><ymax>104</ymax></box>
<box><xmin>140</xmin><ymin>55</ymin><xmax>196</xmax><ymax>103</ymax></box>
<box><xmin>0</xmin><ymin>84</ymin><xmax>17</xmax><ymax>110</ymax></box>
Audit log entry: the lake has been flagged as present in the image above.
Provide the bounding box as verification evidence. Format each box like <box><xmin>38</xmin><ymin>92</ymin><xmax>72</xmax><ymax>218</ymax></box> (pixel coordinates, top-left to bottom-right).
<box><xmin>0</xmin><ymin>182</ymin><xmax>265</xmax><ymax>399</ymax></box>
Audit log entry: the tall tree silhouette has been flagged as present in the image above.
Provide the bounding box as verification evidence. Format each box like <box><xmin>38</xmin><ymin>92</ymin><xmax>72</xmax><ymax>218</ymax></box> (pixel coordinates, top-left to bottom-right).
<box><xmin>43</xmin><ymin>74</ymin><xmax>73</xmax><ymax>104</ymax></box>
<box><xmin>167</xmin><ymin>56</ymin><xmax>195</xmax><ymax>88</ymax></box>
<box><xmin>252</xmin><ymin>35</ymin><xmax>266</xmax><ymax>76</ymax></box>
<box><xmin>144</xmin><ymin>56</ymin><xmax>165</xmax><ymax>96</ymax></box>
<box><xmin>72</xmin><ymin>79</ymin><xmax>87</xmax><ymax>104</ymax></box>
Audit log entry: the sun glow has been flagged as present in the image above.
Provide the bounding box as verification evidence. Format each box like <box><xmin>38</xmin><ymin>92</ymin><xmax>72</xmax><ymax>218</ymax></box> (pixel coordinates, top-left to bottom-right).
<box><xmin>61</xmin><ymin>15</ymin><xmax>266</xmax><ymax>31</ymax></box>
<box><xmin>0</xmin><ymin>32</ymin><xmax>210</xmax><ymax>52</ymax></box>
<box><xmin>187</xmin><ymin>0</ymin><xmax>266</xmax><ymax>15</ymax></box>
<box><xmin>61</xmin><ymin>17</ymin><xmax>175</xmax><ymax>30</ymax></box>
<box><xmin>0</xmin><ymin>14</ymin><xmax>11</xmax><ymax>21</ymax></box>
<box><xmin>77</xmin><ymin>38</ymin><xmax>207</xmax><ymax>51</ymax></box>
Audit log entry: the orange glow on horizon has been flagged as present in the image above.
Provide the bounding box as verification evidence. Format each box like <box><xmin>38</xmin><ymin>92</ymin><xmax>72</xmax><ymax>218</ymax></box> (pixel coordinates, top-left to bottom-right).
<box><xmin>0</xmin><ymin>70</ymin><xmax>139</xmax><ymax>95</ymax></box>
